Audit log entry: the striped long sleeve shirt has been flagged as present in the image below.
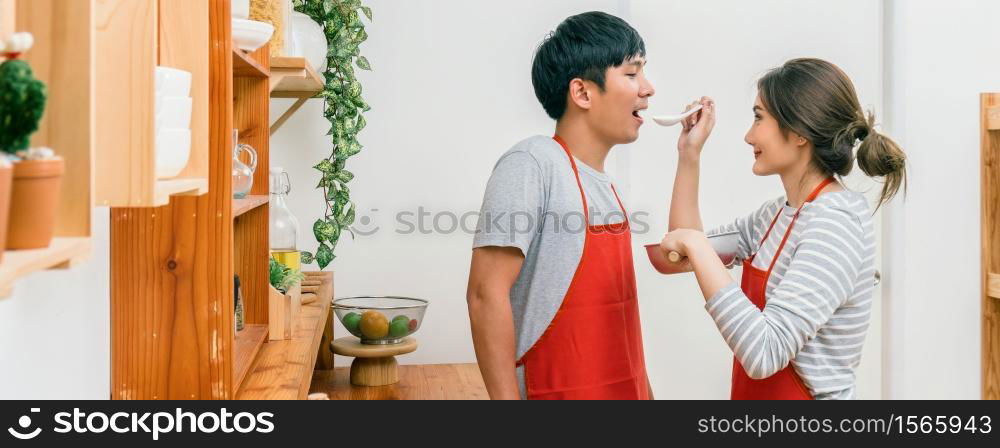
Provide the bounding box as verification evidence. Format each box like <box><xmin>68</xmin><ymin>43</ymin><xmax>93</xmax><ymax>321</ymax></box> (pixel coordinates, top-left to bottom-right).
<box><xmin>706</xmin><ymin>190</ymin><xmax>877</xmax><ymax>400</ymax></box>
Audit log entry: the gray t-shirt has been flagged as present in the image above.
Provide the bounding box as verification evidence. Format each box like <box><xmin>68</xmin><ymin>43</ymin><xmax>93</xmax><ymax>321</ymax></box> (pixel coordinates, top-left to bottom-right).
<box><xmin>472</xmin><ymin>135</ymin><xmax>629</xmax><ymax>397</ymax></box>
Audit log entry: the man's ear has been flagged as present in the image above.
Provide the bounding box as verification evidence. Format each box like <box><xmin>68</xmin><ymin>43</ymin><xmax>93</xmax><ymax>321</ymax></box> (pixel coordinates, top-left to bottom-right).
<box><xmin>567</xmin><ymin>78</ymin><xmax>593</xmax><ymax>112</ymax></box>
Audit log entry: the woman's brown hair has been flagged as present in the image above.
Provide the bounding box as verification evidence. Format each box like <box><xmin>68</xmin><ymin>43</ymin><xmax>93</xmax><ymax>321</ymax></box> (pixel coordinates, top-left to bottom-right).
<box><xmin>758</xmin><ymin>58</ymin><xmax>906</xmax><ymax>210</ymax></box>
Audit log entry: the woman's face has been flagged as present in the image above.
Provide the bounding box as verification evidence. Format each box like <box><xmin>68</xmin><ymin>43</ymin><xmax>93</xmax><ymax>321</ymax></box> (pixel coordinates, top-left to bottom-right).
<box><xmin>744</xmin><ymin>94</ymin><xmax>810</xmax><ymax>176</ymax></box>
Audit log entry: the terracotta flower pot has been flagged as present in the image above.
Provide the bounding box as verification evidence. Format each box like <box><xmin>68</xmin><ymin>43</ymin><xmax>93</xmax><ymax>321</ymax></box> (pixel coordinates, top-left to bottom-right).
<box><xmin>6</xmin><ymin>157</ymin><xmax>64</xmax><ymax>250</ymax></box>
<box><xmin>0</xmin><ymin>163</ymin><xmax>12</xmax><ymax>261</ymax></box>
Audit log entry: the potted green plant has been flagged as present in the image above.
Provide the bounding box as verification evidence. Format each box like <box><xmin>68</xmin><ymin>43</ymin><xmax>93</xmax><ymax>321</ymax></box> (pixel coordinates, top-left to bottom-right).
<box><xmin>0</xmin><ymin>33</ymin><xmax>63</xmax><ymax>250</ymax></box>
<box><xmin>268</xmin><ymin>258</ymin><xmax>306</xmax><ymax>340</ymax></box>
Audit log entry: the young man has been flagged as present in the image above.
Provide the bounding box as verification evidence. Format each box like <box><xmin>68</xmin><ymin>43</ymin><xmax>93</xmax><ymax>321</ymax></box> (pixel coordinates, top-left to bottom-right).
<box><xmin>466</xmin><ymin>11</ymin><xmax>656</xmax><ymax>400</ymax></box>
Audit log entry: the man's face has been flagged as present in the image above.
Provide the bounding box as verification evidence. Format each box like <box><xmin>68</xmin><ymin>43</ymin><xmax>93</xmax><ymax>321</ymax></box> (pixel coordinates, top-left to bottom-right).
<box><xmin>586</xmin><ymin>56</ymin><xmax>656</xmax><ymax>145</ymax></box>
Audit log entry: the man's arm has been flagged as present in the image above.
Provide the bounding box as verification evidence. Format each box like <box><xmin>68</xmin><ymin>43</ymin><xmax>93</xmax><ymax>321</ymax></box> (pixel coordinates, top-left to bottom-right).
<box><xmin>467</xmin><ymin>246</ymin><xmax>525</xmax><ymax>400</ymax></box>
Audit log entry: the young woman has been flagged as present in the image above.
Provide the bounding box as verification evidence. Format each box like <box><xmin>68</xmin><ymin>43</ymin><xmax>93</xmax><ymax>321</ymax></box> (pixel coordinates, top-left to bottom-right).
<box><xmin>661</xmin><ymin>58</ymin><xmax>907</xmax><ymax>400</ymax></box>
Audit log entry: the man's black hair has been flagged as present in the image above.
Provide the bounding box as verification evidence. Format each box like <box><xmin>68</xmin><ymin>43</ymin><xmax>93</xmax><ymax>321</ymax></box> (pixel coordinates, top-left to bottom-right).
<box><xmin>531</xmin><ymin>11</ymin><xmax>646</xmax><ymax>120</ymax></box>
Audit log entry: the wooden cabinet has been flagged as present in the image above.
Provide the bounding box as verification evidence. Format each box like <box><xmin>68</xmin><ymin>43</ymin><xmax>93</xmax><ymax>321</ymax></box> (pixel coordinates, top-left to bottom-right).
<box><xmin>110</xmin><ymin>0</ymin><xmax>328</xmax><ymax>400</ymax></box>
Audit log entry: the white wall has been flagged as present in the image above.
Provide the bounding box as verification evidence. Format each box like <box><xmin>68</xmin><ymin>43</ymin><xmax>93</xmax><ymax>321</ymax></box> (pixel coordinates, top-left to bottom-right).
<box><xmin>273</xmin><ymin>0</ymin><xmax>885</xmax><ymax>399</ymax></box>
<box><xmin>0</xmin><ymin>210</ymin><xmax>110</xmax><ymax>400</ymax></box>
<box><xmin>880</xmin><ymin>0</ymin><xmax>991</xmax><ymax>400</ymax></box>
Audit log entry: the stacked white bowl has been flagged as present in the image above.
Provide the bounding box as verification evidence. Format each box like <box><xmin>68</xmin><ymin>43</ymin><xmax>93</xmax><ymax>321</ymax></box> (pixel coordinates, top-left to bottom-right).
<box><xmin>155</xmin><ymin>67</ymin><xmax>193</xmax><ymax>179</ymax></box>
<box><xmin>232</xmin><ymin>0</ymin><xmax>250</xmax><ymax>20</ymax></box>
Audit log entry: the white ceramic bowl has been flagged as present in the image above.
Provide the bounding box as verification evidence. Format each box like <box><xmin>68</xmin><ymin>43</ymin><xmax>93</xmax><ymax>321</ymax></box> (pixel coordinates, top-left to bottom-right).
<box><xmin>155</xmin><ymin>66</ymin><xmax>192</xmax><ymax>97</ymax></box>
<box><xmin>290</xmin><ymin>11</ymin><xmax>328</xmax><ymax>72</ymax></box>
<box><xmin>231</xmin><ymin>0</ymin><xmax>250</xmax><ymax>20</ymax></box>
<box><xmin>156</xmin><ymin>96</ymin><xmax>192</xmax><ymax>130</ymax></box>
<box><xmin>156</xmin><ymin>128</ymin><xmax>192</xmax><ymax>179</ymax></box>
<box><xmin>232</xmin><ymin>19</ymin><xmax>274</xmax><ymax>52</ymax></box>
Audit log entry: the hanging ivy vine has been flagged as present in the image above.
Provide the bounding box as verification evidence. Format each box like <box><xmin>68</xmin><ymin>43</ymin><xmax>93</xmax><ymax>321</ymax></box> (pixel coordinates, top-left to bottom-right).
<box><xmin>292</xmin><ymin>0</ymin><xmax>372</xmax><ymax>270</ymax></box>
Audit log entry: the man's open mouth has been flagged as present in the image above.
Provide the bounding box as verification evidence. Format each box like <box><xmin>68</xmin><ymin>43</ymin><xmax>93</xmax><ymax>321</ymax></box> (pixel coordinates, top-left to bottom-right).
<box><xmin>633</xmin><ymin>106</ymin><xmax>647</xmax><ymax>122</ymax></box>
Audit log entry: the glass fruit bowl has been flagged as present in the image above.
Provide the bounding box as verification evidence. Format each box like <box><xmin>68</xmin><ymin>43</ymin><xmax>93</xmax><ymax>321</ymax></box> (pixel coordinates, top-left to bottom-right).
<box><xmin>333</xmin><ymin>296</ymin><xmax>428</xmax><ymax>345</ymax></box>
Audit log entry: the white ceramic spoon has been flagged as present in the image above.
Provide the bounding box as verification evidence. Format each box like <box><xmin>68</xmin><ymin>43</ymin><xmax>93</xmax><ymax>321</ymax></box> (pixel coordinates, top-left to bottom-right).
<box><xmin>652</xmin><ymin>105</ymin><xmax>704</xmax><ymax>127</ymax></box>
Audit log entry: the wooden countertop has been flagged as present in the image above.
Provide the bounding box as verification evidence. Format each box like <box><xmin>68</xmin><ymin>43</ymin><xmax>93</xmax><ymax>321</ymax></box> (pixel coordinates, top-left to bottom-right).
<box><xmin>310</xmin><ymin>364</ymin><xmax>489</xmax><ymax>400</ymax></box>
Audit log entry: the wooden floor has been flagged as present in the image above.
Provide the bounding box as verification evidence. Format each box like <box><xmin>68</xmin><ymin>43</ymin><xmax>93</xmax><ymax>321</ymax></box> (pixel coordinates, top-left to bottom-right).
<box><xmin>310</xmin><ymin>363</ymin><xmax>489</xmax><ymax>400</ymax></box>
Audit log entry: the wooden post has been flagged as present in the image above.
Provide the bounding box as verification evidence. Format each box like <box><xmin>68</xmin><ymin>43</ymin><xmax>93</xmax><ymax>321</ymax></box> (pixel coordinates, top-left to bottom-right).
<box><xmin>981</xmin><ymin>93</ymin><xmax>1000</xmax><ymax>400</ymax></box>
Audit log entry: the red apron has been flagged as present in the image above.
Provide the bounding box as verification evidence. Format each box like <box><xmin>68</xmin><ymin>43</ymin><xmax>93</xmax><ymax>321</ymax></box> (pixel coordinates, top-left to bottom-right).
<box><xmin>730</xmin><ymin>177</ymin><xmax>835</xmax><ymax>400</ymax></box>
<box><xmin>516</xmin><ymin>136</ymin><xmax>649</xmax><ymax>400</ymax></box>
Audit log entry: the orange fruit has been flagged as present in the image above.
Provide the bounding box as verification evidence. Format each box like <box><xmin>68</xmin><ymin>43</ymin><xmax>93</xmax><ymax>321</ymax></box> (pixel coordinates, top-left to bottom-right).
<box><xmin>360</xmin><ymin>311</ymin><xmax>389</xmax><ymax>339</ymax></box>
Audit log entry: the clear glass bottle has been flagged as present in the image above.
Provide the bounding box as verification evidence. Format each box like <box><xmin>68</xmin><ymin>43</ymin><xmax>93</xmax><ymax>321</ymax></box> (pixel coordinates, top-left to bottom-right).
<box><xmin>269</xmin><ymin>167</ymin><xmax>301</xmax><ymax>270</ymax></box>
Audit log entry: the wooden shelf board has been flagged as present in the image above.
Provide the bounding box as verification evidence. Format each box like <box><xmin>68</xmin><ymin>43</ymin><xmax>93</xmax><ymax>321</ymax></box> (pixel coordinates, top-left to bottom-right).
<box><xmin>0</xmin><ymin>237</ymin><xmax>92</xmax><ymax>297</ymax></box>
<box><xmin>233</xmin><ymin>195</ymin><xmax>269</xmax><ymax>218</ymax></box>
<box><xmin>270</xmin><ymin>56</ymin><xmax>323</xmax><ymax>99</ymax></box>
<box><xmin>234</xmin><ymin>324</ymin><xmax>269</xmax><ymax>390</ymax></box>
<box><xmin>154</xmin><ymin>178</ymin><xmax>209</xmax><ymax>206</ymax></box>
<box><xmin>237</xmin><ymin>298</ymin><xmax>331</xmax><ymax>400</ymax></box>
<box><xmin>989</xmin><ymin>273</ymin><xmax>1000</xmax><ymax>300</ymax></box>
<box><xmin>988</xmin><ymin>107</ymin><xmax>1000</xmax><ymax>131</ymax></box>
<box><xmin>233</xmin><ymin>49</ymin><xmax>268</xmax><ymax>78</ymax></box>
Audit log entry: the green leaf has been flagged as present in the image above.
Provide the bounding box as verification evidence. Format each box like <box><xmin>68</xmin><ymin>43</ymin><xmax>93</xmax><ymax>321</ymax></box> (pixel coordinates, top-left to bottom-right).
<box><xmin>300</xmin><ymin>251</ymin><xmax>315</xmax><ymax>265</ymax></box>
<box><xmin>316</xmin><ymin>243</ymin><xmax>335</xmax><ymax>269</ymax></box>
<box><xmin>356</xmin><ymin>56</ymin><xmax>372</xmax><ymax>71</ymax></box>
<box><xmin>361</xmin><ymin>6</ymin><xmax>373</xmax><ymax>21</ymax></box>
<box><xmin>347</xmin><ymin>81</ymin><xmax>362</xmax><ymax>98</ymax></box>
<box><xmin>335</xmin><ymin>170</ymin><xmax>355</xmax><ymax>183</ymax></box>
<box><xmin>313</xmin><ymin>159</ymin><xmax>336</xmax><ymax>174</ymax></box>
<box><xmin>340</xmin><ymin>202</ymin><xmax>356</xmax><ymax>226</ymax></box>
<box><xmin>332</xmin><ymin>199</ymin><xmax>344</xmax><ymax>218</ymax></box>
<box><xmin>313</xmin><ymin>219</ymin><xmax>338</xmax><ymax>243</ymax></box>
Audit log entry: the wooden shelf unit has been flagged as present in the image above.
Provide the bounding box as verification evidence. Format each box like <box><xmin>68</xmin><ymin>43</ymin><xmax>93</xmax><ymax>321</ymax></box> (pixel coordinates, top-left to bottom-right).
<box><xmin>237</xmin><ymin>298</ymin><xmax>331</xmax><ymax>400</ymax></box>
<box><xmin>269</xmin><ymin>57</ymin><xmax>324</xmax><ymax>136</ymax></box>
<box><xmin>112</xmin><ymin>0</ymin><xmax>240</xmax><ymax>400</ymax></box>
<box><xmin>233</xmin><ymin>324</ymin><xmax>268</xmax><ymax>390</ymax></box>
<box><xmin>0</xmin><ymin>238</ymin><xmax>91</xmax><ymax>296</ymax></box>
<box><xmin>233</xmin><ymin>49</ymin><xmax>269</xmax><ymax>79</ymax></box>
<box><xmin>270</xmin><ymin>57</ymin><xmax>323</xmax><ymax>98</ymax></box>
<box><xmin>0</xmin><ymin>0</ymin><xmax>94</xmax><ymax>297</ymax></box>
<box><xmin>233</xmin><ymin>195</ymin><xmax>269</xmax><ymax>218</ymax></box>
<box><xmin>94</xmin><ymin>0</ymin><xmax>210</xmax><ymax>208</ymax></box>
<box><xmin>110</xmin><ymin>0</ymin><xmax>333</xmax><ymax>400</ymax></box>
<box><xmin>981</xmin><ymin>94</ymin><xmax>1000</xmax><ymax>400</ymax></box>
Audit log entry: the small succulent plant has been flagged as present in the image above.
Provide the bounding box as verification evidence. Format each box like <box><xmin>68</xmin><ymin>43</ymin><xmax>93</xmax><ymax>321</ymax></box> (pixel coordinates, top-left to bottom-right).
<box><xmin>0</xmin><ymin>33</ymin><xmax>47</xmax><ymax>158</ymax></box>
<box><xmin>269</xmin><ymin>258</ymin><xmax>306</xmax><ymax>294</ymax></box>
